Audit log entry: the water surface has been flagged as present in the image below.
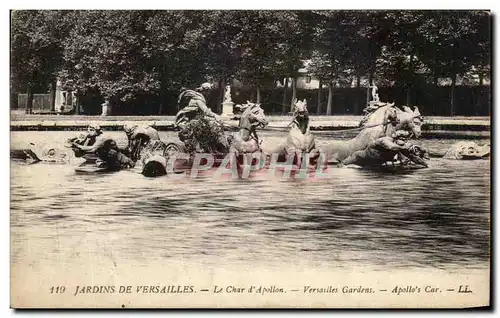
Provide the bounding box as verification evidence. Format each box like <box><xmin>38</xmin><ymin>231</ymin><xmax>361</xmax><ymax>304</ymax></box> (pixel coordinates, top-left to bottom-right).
<box><xmin>10</xmin><ymin>131</ymin><xmax>491</xmax><ymax>273</ymax></box>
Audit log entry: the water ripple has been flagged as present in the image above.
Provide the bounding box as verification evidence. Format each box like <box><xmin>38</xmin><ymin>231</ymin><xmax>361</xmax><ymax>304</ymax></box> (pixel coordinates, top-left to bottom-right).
<box><xmin>10</xmin><ymin>132</ymin><xmax>491</xmax><ymax>271</ymax></box>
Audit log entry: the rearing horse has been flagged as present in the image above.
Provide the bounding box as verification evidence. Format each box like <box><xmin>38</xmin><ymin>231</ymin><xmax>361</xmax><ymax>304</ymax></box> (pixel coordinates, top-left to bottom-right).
<box><xmin>229</xmin><ymin>101</ymin><xmax>268</xmax><ymax>155</ymax></box>
<box><xmin>275</xmin><ymin>99</ymin><xmax>317</xmax><ymax>168</ymax></box>
<box><xmin>285</xmin><ymin>99</ymin><xmax>316</xmax><ymax>152</ymax></box>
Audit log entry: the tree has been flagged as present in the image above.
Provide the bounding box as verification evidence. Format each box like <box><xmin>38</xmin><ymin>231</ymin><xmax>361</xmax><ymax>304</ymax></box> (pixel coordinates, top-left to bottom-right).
<box><xmin>11</xmin><ymin>10</ymin><xmax>72</xmax><ymax>113</ymax></box>
<box><xmin>267</xmin><ymin>11</ymin><xmax>313</xmax><ymax>113</ymax></box>
<box><xmin>377</xmin><ymin>11</ymin><xmax>428</xmax><ymax>106</ymax></box>
<box><xmin>60</xmin><ymin>11</ymin><xmax>162</xmax><ymax>114</ymax></box>
<box><xmin>235</xmin><ymin>11</ymin><xmax>291</xmax><ymax>104</ymax></box>
<box><xmin>194</xmin><ymin>11</ymin><xmax>246</xmax><ymax>113</ymax></box>
<box><xmin>309</xmin><ymin>10</ymin><xmax>392</xmax><ymax>114</ymax></box>
<box><xmin>416</xmin><ymin>11</ymin><xmax>490</xmax><ymax>115</ymax></box>
<box><xmin>11</xmin><ymin>10</ymin><xmax>491</xmax><ymax>117</ymax></box>
<box><xmin>468</xmin><ymin>11</ymin><xmax>491</xmax><ymax>115</ymax></box>
<box><xmin>145</xmin><ymin>11</ymin><xmax>209</xmax><ymax>113</ymax></box>
<box><xmin>309</xmin><ymin>11</ymin><xmax>354</xmax><ymax>115</ymax></box>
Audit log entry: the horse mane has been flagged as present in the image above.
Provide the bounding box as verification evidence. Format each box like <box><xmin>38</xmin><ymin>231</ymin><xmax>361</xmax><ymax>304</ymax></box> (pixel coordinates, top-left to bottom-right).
<box><xmin>401</xmin><ymin>105</ymin><xmax>413</xmax><ymax>113</ymax></box>
<box><xmin>393</xmin><ymin>106</ymin><xmax>423</xmax><ymax>126</ymax></box>
<box><xmin>397</xmin><ymin>105</ymin><xmax>422</xmax><ymax>118</ymax></box>
<box><xmin>235</xmin><ymin>101</ymin><xmax>258</xmax><ymax>115</ymax></box>
<box><xmin>234</xmin><ymin>102</ymin><xmax>261</xmax><ymax>129</ymax></box>
<box><xmin>360</xmin><ymin>103</ymin><xmax>394</xmax><ymax>127</ymax></box>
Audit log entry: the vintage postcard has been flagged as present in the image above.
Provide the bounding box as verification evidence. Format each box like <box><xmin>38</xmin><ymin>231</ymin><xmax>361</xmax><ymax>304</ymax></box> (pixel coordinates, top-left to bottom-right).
<box><xmin>10</xmin><ymin>9</ymin><xmax>491</xmax><ymax>308</ymax></box>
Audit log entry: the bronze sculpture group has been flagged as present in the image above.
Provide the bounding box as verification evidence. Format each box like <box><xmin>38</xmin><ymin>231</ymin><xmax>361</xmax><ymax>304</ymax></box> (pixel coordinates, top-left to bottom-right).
<box><xmin>10</xmin><ymin>85</ymin><xmax>489</xmax><ymax>176</ymax></box>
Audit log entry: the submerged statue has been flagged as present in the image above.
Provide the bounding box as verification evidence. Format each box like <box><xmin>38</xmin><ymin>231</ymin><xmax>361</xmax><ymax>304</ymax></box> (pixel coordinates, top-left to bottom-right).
<box><xmin>428</xmin><ymin>141</ymin><xmax>490</xmax><ymax>160</ymax></box>
<box><xmin>318</xmin><ymin>103</ymin><xmax>423</xmax><ymax>164</ymax></box>
<box><xmin>123</xmin><ymin>124</ymin><xmax>161</xmax><ymax>162</ymax></box>
<box><xmin>341</xmin><ymin>130</ymin><xmax>429</xmax><ymax>168</ymax></box>
<box><xmin>10</xmin><ymin>145</ymin><xmax>69</xmax><ymax>164</ymax></box>
<box><xmin>67</xmin><ymin>125</ymin><xmax>135</xmax><ymax>171</ymax></box>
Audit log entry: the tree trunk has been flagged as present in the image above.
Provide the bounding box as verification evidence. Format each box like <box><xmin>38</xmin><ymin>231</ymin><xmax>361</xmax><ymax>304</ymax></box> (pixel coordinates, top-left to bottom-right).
<box><xmin>158</xmin><ymin>78</ymin><xmax>165</xmax><ymax>115</ymax></box>
<box><xmin>72</xmin><ymin>92</ymin><xmax>79</xmax><ymax>115</ymax></box>
<box><xmin>49</xmin><ymin>80</ymin><xmax>57</xmax><ymax>112</ymax></box>
<box><xmin>25</xmin><ymin>83</ymin><xmax>33</xmax><ymax>114</ymax></box>
<box><xmin>450</xmin><ymin>72</ymin><xmax>456</xmax><ymax>116</ymax></box>
<box><xmin>432</xmin><ymin>74</ymin><xmax>438</xmax><ymax>115</ymax></box>
<box><xmin>281</xmin><ymin>77</ymin><xmax>289</xmax><ymax>114</ymax></box>
<box><xmin>326</xmin><ymin>81</ymin><xmax>333</xmax><ymax>115</ymax></box>
<box><xmin>406</xmin><ymin>54</ymin><xmax>414</xmax><ymax>107</ymax></box>
<box><xmin>75</xmin><ymin>96</ymin><xmax>80</xmax><ymax>115</ymax></box>
<box><xmin>406</xmin><ymin>87</ymin><xmax>411</xmax><ymax>107</ymax></box>
<box><xmin>256</xmin><ymin>86</ymin><xmax>261</xmax><ymax>104</ymax></box>
<box><xmin>366</xmin><ymin>71</ymin><xmax>374</xmax><ymax>107</ymax></box>
<box><xmin>290</xmin><ymin>77</ymin><xmax>297</xmax><ymax>113</ymax></box>
<box><xmin>354</xmin><ymin>75</ymin><xmax>361</xmax><ymax>114</ymax></box>
<box><xmin>476</xmin><ymin>73</ymin><xmax>485</xmax><ymax>115</ymax></box>
<box><xmin>218</xmin><ymin>77</ymin><xmax>226</xmax><ymax>114</ymax></box>
<box><xmin>316</xmin><ymin>79</ymin><xmax>322</xmax><ymax>115</ymax></box>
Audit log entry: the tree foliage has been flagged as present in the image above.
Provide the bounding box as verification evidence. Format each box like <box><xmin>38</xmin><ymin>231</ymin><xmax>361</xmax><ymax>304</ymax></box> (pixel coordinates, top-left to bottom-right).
<box><xmin>11</xmin><ymin>10</ymin><xmax>71</xmax><ymax>92</ymax></box>
<box><xmin>10</xmin><ymin>10</ymin><xmax>491</xmax><ymax>114</ymax></box>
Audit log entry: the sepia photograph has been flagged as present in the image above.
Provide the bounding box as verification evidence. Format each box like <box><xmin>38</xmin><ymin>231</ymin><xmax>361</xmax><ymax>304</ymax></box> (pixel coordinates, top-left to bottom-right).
<box><xmin>9</xmin><ymin>8</ymin><xmax>491</xmax><ymax>308</ymax></box>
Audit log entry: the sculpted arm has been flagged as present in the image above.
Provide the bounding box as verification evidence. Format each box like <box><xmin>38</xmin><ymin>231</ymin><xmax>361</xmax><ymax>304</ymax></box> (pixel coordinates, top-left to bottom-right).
<box><xmin>375</xmin><ymin>138</ymin><xmax>406</xmax><ymax>152</ymax></box>
<box><xmin>76</xmin><ymin>137</ymin><xmax>106</xmax><ymax>152</ymax></box>
<box><xmin>195</xmin><ymin>100</ymin><xmax>217</xmax><ymax>118</ymax></box>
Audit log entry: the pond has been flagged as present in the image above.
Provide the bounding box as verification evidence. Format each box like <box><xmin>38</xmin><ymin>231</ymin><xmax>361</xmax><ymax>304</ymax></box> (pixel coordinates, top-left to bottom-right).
<box><xmin>10</xmin><ymin>131</ymin><xmax>490</xmax><ymax>274</ymax></box>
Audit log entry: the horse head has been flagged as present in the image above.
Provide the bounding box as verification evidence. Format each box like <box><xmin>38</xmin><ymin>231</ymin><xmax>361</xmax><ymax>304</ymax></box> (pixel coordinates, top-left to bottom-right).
<box><xmin>290</xmin><ymin>99</ymin><xmax>310</xmax><ymax>135</ymax></box>
<box><xmin>395</xmin><ymin>106</ymin><xmax>424</xmax><ymax>139</ymax></box>
<box><xmin>359</xmin><ymin>104</ymin><xmax>399</xmax><ymax>139</ymax></box>
<box><xmin>293</xmin><ymin>99</ymin><xmax>309</xmax><ymax>119</ymax></box>
<box><xmin>236</xmin><ymin>101</ymin><xmax>268</xmax><ymax>130</ymax></box>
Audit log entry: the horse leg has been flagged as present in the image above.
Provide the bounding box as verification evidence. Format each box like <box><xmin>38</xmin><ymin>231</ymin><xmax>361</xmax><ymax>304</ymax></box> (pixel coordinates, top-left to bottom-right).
<box><xmin>309</xmin><ymin>148</ymin><xmax>320</xmax><ymax>165</ymax></box>
<box><xmin>232</xmin><ymin>151</ymin><xmax>247</xmax><ymax>179</ymax></box>
<box><xmin>342</xmin><ymin>150</ymin><xmax>367</xmax><ymax>166</ymax></box>
<box><xmin>283</xmin><ymin>145</ymin><xmax>298</xmax><ymax>169</ymax></box>
<box><xmin>294</xmin><ymin>151</ymin><xmax>305</xmax><ymax>172</ymax></box>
